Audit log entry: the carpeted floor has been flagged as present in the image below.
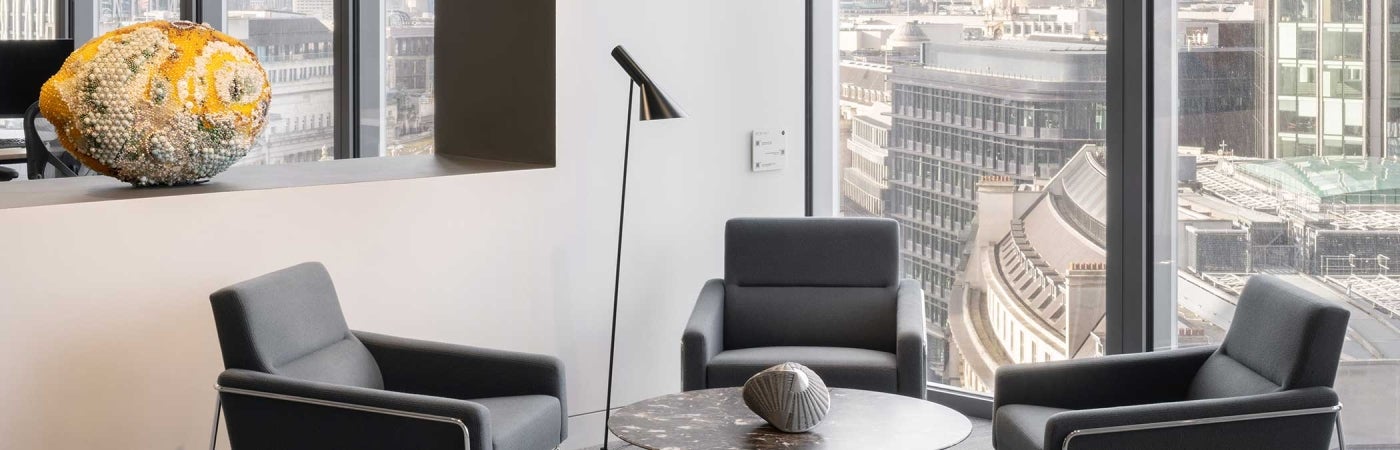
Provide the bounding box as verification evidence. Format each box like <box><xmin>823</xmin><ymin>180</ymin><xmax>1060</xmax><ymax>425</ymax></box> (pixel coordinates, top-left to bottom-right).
<box><xmin>949</xmin><ymin>417</ymin><xmax>993</xmax><ymax>449</ymax></box>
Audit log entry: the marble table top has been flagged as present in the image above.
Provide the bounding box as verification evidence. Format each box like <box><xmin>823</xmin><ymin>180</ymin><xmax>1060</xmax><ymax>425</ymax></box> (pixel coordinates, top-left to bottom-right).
<box><xmin>608</xmin><ymin>388</ymin><xmax>972</xmax><ymax>450</ymax></box>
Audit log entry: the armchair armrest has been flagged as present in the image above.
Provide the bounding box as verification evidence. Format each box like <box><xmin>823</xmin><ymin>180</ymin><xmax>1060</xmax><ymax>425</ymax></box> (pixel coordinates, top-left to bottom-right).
<box><xmin>354</xmin><ymin>331</ymin><xmax>565</xmax><ymax>400</ymax></box>
<box><xmin>217</xmin><ymin>369</ymin><xmax>487</xmax><ymax>450</ymax></box>
<box><xmin>353</xmin><ymin>331</ymin><xmax>567</xmax><ymax>440</ymax></box>
<box><xmin>995</xmin><ymin>345</ymin><xmax>1216</xmax><ymax>411</ymax></box>
<box><xmin>683</xmin><ymin>278</ymin><xmax>725</xmax><ymax>391</ymax></box>
<box><xmin>1047</xmin><ymin>387</ymin><xmax>1341</xmax><ymax>450</ymax></box>
<box><xmin>896</xmin><ymin>278</ymin><xmax>928</xmax><ymax>399</ymax></box>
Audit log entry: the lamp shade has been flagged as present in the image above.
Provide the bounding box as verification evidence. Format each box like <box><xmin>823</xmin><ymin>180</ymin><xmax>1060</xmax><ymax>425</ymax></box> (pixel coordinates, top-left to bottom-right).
<box><xmin>611</xmin><ymin>46</ymin><xmax>685</xmax><ymax>121</ymax></box>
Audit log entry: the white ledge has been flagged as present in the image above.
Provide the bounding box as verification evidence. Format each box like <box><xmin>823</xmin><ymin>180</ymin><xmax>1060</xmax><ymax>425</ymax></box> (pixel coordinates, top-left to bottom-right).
<box><xmin>0</xmin><ymin>155</ymin><xmax>549</xmax><ymax>210</ymax></box>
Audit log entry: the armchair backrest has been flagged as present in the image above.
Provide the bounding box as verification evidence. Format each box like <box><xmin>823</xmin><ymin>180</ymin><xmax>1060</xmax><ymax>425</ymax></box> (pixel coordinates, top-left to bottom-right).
<box><xmin>1186</xmin><ymin>274</ymin><xmax>1349</xmax><ymax>400</ymax></box>
<box><xmin>723</xmin><ymin>217</ymin><xmax>901</xmax><ymax>352</ymax></box>
<box><xmin>210</xmin><ymin>262</ymin><xmax>384</xmax><ymax>389</ymax></box>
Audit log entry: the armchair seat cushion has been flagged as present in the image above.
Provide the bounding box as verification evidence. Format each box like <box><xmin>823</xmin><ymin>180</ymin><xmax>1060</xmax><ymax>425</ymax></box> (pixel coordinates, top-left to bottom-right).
<box><xmin>994</xmin><ymin>404</ymin><xmax>1068</xmax><ymax>450</ymax></box>
<box><xmin>706</xmin><ymin>346</ymin><xmax>897</xmax><ymax>392</ymax></box>
<box><xmin>468</xmin><ymin>395</ymin><xmax>562</xmax><ymax>450</ymax></box>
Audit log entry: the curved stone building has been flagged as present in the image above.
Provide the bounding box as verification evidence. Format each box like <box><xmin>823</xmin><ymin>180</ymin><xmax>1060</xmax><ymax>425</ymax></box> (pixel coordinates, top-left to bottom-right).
<box><xmin>948</xmin><ymin>145</ymin><xmax>1108</xmax><ymax>391</ymax></box>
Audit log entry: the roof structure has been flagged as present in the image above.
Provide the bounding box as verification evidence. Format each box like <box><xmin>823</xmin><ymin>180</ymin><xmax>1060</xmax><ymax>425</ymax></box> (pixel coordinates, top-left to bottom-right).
<box><xmin>1234</xmin><ymin>157</ymin><xmax>1400</xmax><ymax>203</ymax></box>
<box><xmin>239</xmin><ymin>14</ymin><xmax>332</xmax><ymax>47</ymax></box>
<box><xmin>1327</xmin><ymin>275</ymin><xmax>1400</xmax><ymax>317</ymax></box>
<box><xmin>1197</xmin><ymin>167</ymin><xmax>1282</xmax><ymax>211</ymax></box>
<box><xmin>991</xmin><ymin>147</ymin><xmax>1106</xmax><ymax>336</ymax></box>
<box><xmin>887</xmin><ymin>21</ymin><xmax>932</xmax><ymax>48</ymax></box>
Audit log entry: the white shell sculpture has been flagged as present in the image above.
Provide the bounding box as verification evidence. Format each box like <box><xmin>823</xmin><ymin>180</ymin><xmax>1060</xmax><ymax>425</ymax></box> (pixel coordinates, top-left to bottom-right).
<box><xmin>741</xmin><ymin>362</ymin><xmax>832</xmax><ymax>433</ymax></box>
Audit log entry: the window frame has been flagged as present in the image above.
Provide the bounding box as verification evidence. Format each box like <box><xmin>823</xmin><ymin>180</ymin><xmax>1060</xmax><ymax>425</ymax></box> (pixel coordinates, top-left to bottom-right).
<box><xmin>70</xmin><ymin>0</ymin><xmax>399</xmax><ymax>163</ymax></box>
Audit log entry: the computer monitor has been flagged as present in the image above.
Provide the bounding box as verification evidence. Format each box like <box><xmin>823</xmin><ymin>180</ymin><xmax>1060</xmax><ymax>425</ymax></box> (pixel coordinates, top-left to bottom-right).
<box><xmin>0</xmin><ymin>40</ymin><xmax>74</xmax><ymax>118</ymax></box>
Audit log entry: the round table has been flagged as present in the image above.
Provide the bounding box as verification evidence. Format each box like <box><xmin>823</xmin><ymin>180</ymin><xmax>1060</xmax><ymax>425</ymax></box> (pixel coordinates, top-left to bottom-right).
<box><xmin>608</xmin><ymin>388</ymin><xmax>972</xmax><ymax>450</ymax></box>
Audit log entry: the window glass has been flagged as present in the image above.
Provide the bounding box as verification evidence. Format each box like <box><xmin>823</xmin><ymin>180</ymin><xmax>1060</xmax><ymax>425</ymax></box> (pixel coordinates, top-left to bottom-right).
<box><xmin>384</xmin><ymin>0</ymin><xmax>434</xmax><ymax>157</ymax></box>
<box><xmin>226</xmin><ymin>2</ymin><xmax>337</xmax><ymax>165</ymax></box>
<box><xmin>100</xmin><ymin>0</ymin><xmax>181</xmax><ymax>34</ymax></box>
<box><xmin>1</xmin><ymin>0</ymin><xmax>64</xmax><ymax>179</ymax></box>
<box><xmin>837</xmin><ymin>3</ymin><xmax>1109</xmax><ymax>392</ymax></box>
<box><xmin>1169</xmin><ymin>0</ymin><xmax>1399</xmax><ymax>445</ymax></box>
<box><xmin>1</xmin><ymin>0</ymin><xmax>59</xmax><ymax>39</ymax></box>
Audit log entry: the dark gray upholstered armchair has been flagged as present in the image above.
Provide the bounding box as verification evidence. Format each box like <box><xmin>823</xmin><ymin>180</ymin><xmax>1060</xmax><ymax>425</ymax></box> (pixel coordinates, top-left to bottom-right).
<box><xmin>682</xmin><ymin>217</ymin><xmax>927</xmax><ymax>399</ymax></box>
<box><xmin>209</xmin><ymin>262</ymin><xmax>567</xmax><ymax>450</ymax></box>
<box><xmin>992</xmin><ymin>274</ymin><xmax>1351</xmax><ymax>450</ymax></box>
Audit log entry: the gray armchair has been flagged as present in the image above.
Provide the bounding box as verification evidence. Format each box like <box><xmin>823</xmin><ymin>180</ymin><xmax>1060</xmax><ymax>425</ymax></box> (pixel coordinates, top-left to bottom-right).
<box><xmin>209</xmin><ymin>262</ymin><xmax>567</xmax><ymax>450</ymax></box>
<box><xmin>992</xmin><ymin>274</ymin><xmax>1351</xmax><ymax>450</ymax></box>
<box><xmin>683</xmin><ymin>217</ymin><xmax>928</xmax><ymax>399</ymax></box>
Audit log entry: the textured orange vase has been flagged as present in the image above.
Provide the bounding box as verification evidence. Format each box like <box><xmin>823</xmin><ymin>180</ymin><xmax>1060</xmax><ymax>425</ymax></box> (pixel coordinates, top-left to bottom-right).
<box><xmin>40</xmin><ymin>20</ymin><xmax>270</xmax><ymax>186</ymax></box>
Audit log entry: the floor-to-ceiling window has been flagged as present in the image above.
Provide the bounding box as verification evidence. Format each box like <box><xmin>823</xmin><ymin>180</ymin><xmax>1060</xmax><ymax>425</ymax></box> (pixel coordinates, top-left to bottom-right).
<box><xmin>1164</xmin><ymin>0</ymin><xmax>1399</xmax><ymax>446</ymax></box>
<box><xmin>825</xmin><ymin>3</ymin><xmax>1398</xmax><ymax>441</ymax></box>
<box><xmin>834</xmin><ymin>1</ymin><xmax>1110</xmax><ymax>393</ymax></box>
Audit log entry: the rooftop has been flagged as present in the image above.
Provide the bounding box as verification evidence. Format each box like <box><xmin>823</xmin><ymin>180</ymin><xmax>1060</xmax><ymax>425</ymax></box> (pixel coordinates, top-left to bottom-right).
<box><xmin>1194</xmin><ymin>167</ymin><xmax>1283</xmax><ymax>212</ymax></box>
<box><xmin>887</xmin><ymin>21</ymin><xmax>932</xmax><ymax>48</ymax></box>
<box><xmin>1235</xmin><ymin>157</ymin><xmax>1400</xmax><ymax>202</ymax></box>
<box><xmin>939</xmin><ymin>38</ymin><xmax>1105</xmax><ymax>54</ymax></box>
<box><xmin>983</xmin><ymin>147</ymin><xmax>1107</xmax><ymax>335</ymax></box>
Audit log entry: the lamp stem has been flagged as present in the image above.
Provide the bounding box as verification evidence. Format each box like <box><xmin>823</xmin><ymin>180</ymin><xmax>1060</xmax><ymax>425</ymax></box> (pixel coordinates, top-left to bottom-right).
<box><xmin>602</xmin><ymin>81</ymin><xmax>635</xmax><ymax>450</ymax></box>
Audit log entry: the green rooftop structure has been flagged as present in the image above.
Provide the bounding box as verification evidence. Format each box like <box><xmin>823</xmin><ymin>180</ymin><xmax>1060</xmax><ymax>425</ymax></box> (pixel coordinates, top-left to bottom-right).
<box><xmin>1229</xmin><ymin>157</ymin><xmax>1400</xmax><ymax>206</ymax></box>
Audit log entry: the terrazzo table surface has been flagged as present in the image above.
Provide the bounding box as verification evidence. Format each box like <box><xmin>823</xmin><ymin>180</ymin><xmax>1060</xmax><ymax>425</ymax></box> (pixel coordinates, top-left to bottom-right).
<box><xmin>608</xmin><ymin>388</ymin><xmax>972</xmax><ymax>450</ymax></box>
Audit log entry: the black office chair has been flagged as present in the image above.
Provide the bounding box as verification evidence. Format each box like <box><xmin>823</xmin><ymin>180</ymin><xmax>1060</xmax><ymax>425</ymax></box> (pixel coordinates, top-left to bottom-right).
<box><xmin>24</xmin><ymin>101</ymin><xmax>86</xmax><ymax>179</ymax></box>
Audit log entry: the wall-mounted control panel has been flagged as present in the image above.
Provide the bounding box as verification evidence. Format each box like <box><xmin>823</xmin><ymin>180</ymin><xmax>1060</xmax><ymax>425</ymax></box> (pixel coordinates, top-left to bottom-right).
<box><xmin>752</xmin><ymin>129</ymin><xmax>787</xmax><ymax>172</ymax></box>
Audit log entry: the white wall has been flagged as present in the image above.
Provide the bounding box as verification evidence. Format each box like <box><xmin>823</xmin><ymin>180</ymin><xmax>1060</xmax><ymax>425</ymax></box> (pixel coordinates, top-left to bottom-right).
<box><xmin>0</xmin><ymin>1</ymin><xmax>807</xmax><ymax>448</ymax></box>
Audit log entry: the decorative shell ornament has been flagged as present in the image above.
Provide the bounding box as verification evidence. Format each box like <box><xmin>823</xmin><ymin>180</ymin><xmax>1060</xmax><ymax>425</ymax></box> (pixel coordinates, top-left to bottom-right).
<box><xmin>40</xmin><ymin>20</ymin><xmax>270</xmax><ymax>186</ymax></box>
<box><xmin>741</xmin><ymin>362</ymin><xmax>833</xmax><ymax>433</ymax></box>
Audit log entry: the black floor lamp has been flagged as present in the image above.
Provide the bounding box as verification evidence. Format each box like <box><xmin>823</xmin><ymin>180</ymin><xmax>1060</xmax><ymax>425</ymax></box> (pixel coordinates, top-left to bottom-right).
<box><xmin>602</xmin><ymin>45</ymin><xmax>685</xmax><ymax>449</ymax></box>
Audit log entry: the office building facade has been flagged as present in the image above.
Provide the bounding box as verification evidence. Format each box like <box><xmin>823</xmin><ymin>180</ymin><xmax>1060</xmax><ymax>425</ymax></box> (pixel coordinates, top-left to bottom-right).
<box><xmin>1256</xmin><ymin>0</ymin><xmax>1376</xmax><ymax>158</ymax></box>
<box><xmin>885</xmin><ymin>39</ymin><xmax>1107</xmax><ymax>383</ymax></box>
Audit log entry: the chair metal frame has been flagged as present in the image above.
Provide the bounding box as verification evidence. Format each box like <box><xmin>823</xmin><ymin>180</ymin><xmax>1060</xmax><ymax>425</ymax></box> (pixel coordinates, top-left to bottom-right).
<box><xmin>1061</xmin><ymin>403</ymin><xmax>1345</xmax><ymax>450</ymax></box>
<box><xmin>208</xmin><ymin>384</ymin><xmax>471</xmax><ymax>450</ymax></box>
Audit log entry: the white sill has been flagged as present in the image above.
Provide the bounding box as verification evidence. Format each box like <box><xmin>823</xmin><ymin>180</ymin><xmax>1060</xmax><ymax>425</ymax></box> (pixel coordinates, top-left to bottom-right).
<box><xmin>0</xmin><ymin>154</ymin><xmax>549</xmax><ymax>210</ymax></box>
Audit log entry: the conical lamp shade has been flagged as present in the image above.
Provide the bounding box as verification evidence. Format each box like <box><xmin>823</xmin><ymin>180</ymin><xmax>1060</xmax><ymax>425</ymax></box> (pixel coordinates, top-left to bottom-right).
<box><xmin>611</xmin><ymin>45</ymin><xmax>686</xmax><ymax>121</ymax></box>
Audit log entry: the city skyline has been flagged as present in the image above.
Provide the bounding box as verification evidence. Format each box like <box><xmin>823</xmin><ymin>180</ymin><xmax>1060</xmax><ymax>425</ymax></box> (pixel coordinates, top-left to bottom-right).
<box><xmin>838</xmin><ymin>1</ymin><xmax>1400</xmax><ymax>446</ymax></box>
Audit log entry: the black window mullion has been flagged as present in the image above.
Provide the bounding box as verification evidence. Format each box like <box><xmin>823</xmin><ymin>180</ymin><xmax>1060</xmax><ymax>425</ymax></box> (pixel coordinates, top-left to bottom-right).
<box><xmin>333</xmin><ymin>0</ymin><xmax>359</xmax><ymax>159</ymax></box>
<box><xmin>1105</xmin><ymin>0</ymin><xmax>1154</xmax><ymax>355</ymax></box>
<box><xmin>179</xmin><ymin>0</ymin><xmax>198</xmax><ymax>23</ymax></box>
<box><xmin>54</xmin><ymin>0</ymin><xmax>72</xmax><ymax>39</ymax></box>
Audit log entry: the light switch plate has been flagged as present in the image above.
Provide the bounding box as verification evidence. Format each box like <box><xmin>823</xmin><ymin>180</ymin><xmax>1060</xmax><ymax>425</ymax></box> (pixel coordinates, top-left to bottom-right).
<box><xmin>752</xmin><ymin>129</ymin><xmax>787</xmax><ymax>172</ymax></box>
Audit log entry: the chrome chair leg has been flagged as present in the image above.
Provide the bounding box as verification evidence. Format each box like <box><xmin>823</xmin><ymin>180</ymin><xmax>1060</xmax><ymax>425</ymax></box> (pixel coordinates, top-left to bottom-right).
<box><xmin>208</xmin><ymin>394</ymin><xmax>222</xmax><ymax>450</ymax></box>
<box><xmin>1336</xmin><ymin>413</ymin><xmax>1346</xmax><ymax>450</ymax></box>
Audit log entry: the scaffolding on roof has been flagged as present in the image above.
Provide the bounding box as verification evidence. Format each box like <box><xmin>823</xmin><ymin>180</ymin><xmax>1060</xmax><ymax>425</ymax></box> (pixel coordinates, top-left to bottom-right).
<box><xmin>1197</xmin><ymin>168</ymin><xmax>1282</xmax><ymax>211</ymax></box>
<box><xmin>1200</xmin><ymin>273</ymin><xmax>1251</xmax><ymax>295</ymax></box>
<box><xmin>1325</xmin><ymin>274</ymin><xmax>1400</xmax><ymax>318</ymax></box>
<box><xmin>1325</xmin><ymin>209</ymin><xmax>1400</xmax><ymax>231</ymax></box>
